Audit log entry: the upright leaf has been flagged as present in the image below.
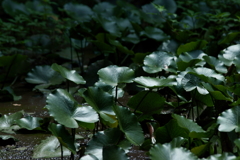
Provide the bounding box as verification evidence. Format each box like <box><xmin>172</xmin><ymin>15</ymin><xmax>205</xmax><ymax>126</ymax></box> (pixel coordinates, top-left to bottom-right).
<box><xmin>98</xmin><ymin>65</ymin><xmax>134</xmax><ymax>86</ymax></box>
<box><xmin>217</xmin><ymin>105</ymin><xmax>240</xmax><ymax>132</ymax></box>
<box><xmin>113</xmin><ymin>105</ymin><xmax>144</xmax><ymax>146</ymax></box>
<box><xmin>45</xmin><ymin>89</ymin><xmax>98</xmax><ymax>128</ymax></box>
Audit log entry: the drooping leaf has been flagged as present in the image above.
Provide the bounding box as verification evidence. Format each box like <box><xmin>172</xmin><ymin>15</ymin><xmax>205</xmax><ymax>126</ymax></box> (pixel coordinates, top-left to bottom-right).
<box><xmin>98</xmin><ymin>65</ymin><xmax>135</xmax><ymax>86</ymax></box>
<box><xmin>0</xmin><ymin>86</ymin><xmax>22</xmax><ymax>101</ymax></box>
<box><xmin>143</xmin><ymin>51</ymin><xmax>174</xmax><ymax>73</ymax></box>
<box><xmin>25</xmin><ymin>65</ymin><xmax>65</xmax><ymax>89</ymax></box>
<box><xmin>134</xmin><ymin>76</ymin><xmax>175</xmax><ymax>88</ymax></box>
<box><xmin>15</xmin><ymin>116</ymin><xmax>42</xmax><ymax>130</ymax></box>
<box><xmin>48</xmin><ymin>123</ymin><xmax>76</xmax><ymax>154</ymax></box>
<box><xmin>150</xmin><ymin>137</ymin><xmax>197</xmax><ymax>160</ymax></box>
<box><xmin>51</xmin><ymin>63</ymin><xmax>86</xmax><ymax>84</ymax></box>
<box><xmin>0</xmin><ymin>135</ymin><xmax>18</xmax><ymax>146</ymax></box>
<box><xmin>113</xmin><ymin>105</ymin><xmax>144</xmax><ymax>146</ymax></box>
<box><xmin>84</xmin><ymin>128</ymin><xmax>122</xmax><ymax>159</ymax></box>
<box><xmin>45</xmin><ymin>89</ymin><xmax>98</xmax><ymax>128</ymax></box>
<box><xmin>141</xmin><ymin>26</ymin><xmax>168</xmax><ymax>41</ymax></box>
<box><xmin>127</xmin><ymin>91</ymin><xmax>165</xmax><ymax>115</ymax></box>
<box><xmin>217</xmin><ymin>105</ymin><xmax>240</xmax><ymax>132</ymax></box>
<box><xmin>33</xmin><ymin>136</ymin><xmax>71</xmax><ymax>158</ymax></box>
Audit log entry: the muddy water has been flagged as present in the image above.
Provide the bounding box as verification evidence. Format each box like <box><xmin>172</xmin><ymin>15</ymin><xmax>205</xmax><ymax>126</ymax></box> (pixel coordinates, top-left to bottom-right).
<box><xmin>0</xmin><ymin>83</ymin><xmax>149</xmax><ymax>160</ymax></box>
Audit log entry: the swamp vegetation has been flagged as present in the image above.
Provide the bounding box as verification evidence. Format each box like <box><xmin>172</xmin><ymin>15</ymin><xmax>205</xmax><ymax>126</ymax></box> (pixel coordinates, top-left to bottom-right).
<box><xmin>1</xmin><ymin>0</ymin><xmax>240</xmax><ymax>159</ymax></box>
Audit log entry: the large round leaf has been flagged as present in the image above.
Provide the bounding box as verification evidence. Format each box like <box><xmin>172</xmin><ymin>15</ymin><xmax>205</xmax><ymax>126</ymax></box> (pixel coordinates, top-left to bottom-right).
<box><xmin>15</xmin><ymin>116</ymin><xmax>42</xmax><ymax>130</ymax></box>
<box><xmin>134</xmin><ymin>76</ymin><xmax>176</xmax><ymax>88</ymax></box>
<box><xmin>150</xmin><ymin>137</ymin><xmax>197</xmax><ymax>160</ymax></box>
<box><xmin>113</xmin><ymin>105</ymin><xmax>144</xmax><ymax>146</ymax></box>
<box><xmin>45</xmin><ymin>89</ymin><xmax>98</xmax><ymax>128</ymax></box>
<box><xmin>103</xmin><ymin>146</ymin><xmax>128</xmax><ymax>160</ymax></box>
<box><xmin>25</xmin><ymin>65</ymin><xmax>65</xmax><ymax>88</ymax></box>
<box><xmin>51</xmin><ymin>63</ymin><xmax>86</xmax><ymax>84</ymax></box>
<box><xmin>143</xmin><ymin>51</ymin><xmax>173</xmax><ymax>73</ymax></box>
<box><xmin>181</xmin><ymin>73</ymin><xmax>209</xmax><ymax>95</ymax></box>
<box><xmin>217</xmin><ymin>105</ymin><xmax>240</xmax><ymax>132</ymax></box>
<box><xmin>98</xmin><ymin>65</ymin><xmax>135</xmax><ymax>86</ymax></box>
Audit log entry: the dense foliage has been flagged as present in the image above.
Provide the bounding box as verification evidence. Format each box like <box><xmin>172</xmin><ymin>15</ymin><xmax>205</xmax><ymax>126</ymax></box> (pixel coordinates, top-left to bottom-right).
<box><xmin>1</xmin><ymin>0</ymin><xmax>240</xmax><ymax>159</ymax></box>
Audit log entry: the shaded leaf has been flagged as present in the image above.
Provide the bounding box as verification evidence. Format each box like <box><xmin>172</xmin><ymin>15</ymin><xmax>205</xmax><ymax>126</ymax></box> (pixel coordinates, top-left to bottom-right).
<box><xmin>103</xmin><ymin>146</ymin><xmax>128</xmax><ymax>160</ymax></box>
<box><xmin>113</xmin><ymin>105</ymin><xmax>144</xmax><ymax>146</ymax></box>
<box><xmin>48</xmin><ymin>123</ymin><xmax>76</xmax><ymax>153</ymax></box>
<box><xmin>51</xmin><ymin>63</ymin><xmax>86</xmax><ymax>84</ymax></box>
<box><xmin>85</xmin><ymin>128</ymin><xmax>122</xmax><ymax>159</ymax></box>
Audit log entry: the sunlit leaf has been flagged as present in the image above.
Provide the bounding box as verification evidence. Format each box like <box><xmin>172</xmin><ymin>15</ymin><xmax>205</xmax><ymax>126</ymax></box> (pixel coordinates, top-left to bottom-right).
<box><xmin>150</xmin><ymin>137</ymin><xmax>197</xmax><ymax>160</ymax></box>
<box><xmin>15</xmin><ymin>116</ymin><xmax>42</xmax><ymax>130</ymax></box>
<box><xmin>134</xmin><ymin>76</ymin><xmax>175</xmax><ymax>88</ymax></box>
<box><xmin>143</xmin><ymin>51</ymin><xmax>174</xmax><ymax>73</ymax></box>
<box><xmin>45</xmin><ymin>89</ymin><xmax>98</xmax><ymax>128</ymax></box>
<box><xmin>217</xmin><ymin>105</ymin><xmax>240</xmax><ymax>132</ymax></box>
<box><xmin>33</xmin><ymin>136</ymin><xmax>71</xmax><ymax>158</ymax></box>
<box><xmin>98</xmin><ymin>65</ymin><xmax>135</xmax><ymax>86</ymax></box>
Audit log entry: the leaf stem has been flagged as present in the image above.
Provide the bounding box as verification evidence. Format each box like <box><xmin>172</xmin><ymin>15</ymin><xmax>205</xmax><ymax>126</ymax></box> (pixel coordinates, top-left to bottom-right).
<box><xmin>134</xmin><ymin>90</ymin><xmax>151</xmax><ymax>113</ymax></box>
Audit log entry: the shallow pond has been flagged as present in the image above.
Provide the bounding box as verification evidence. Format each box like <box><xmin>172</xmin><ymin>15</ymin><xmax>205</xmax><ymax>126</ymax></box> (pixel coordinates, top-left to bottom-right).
<box><xmin>0</xmin><ymin>83</ymin><xmax>149</xmax><ymax>160</ymax></box>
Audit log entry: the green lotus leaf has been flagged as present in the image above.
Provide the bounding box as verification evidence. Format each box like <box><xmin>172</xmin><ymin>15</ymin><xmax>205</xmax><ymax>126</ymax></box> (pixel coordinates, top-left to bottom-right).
<box><xmin>127</xmin><ymin>91</ymin><xmax>165</xmax><ymax>115</ymax></box>
<box><xmin>84</xmin><ymin>128</ymin><xmax>122</xmax><ymax>159</ymax></box>
<box><xmin>64</xmin><ymin>3</ymin><xmax>93</xmax><ymax>22</ymax></box>
<box><xmin>217</xmin><ymin>105</ymin><xmax>240</xmax><ymax>132</ymax></box>
<box><xmin>143</xmin><ymin>51</ymin><xmax>174</xmax><ymax>73</ymax></box>
<box><xmin>141</xmin><ymin>26</ymin><xmax>169</xmax><ymax>41</ymax></box>
<box><xmin>0</xmin><ymin>110</ymin><xmax>24</xmax><ymax>133</ymax></box>
<box><xmin>152</xmin><ymin>0</ymin><xmax>177</xmax><ymax>13</ymax></box>
<box><xmin>15</xmin><ymin>116</ymin><xmax>42</xmax><ymax>130</ymax></box>
<box><xmin>187</xmin><ymin>67</ymin><xmax>225</xmax><ymax>82</ymax></box>
<box><xmin>181</xmin><ymin>73</ymin><xmax>209</xmax><ymax>95</ymax></box>
<box><xmin>113</xmin><ymin>105</ymin><xmax>144</xmax><ymax>146</ymax></box>
<box><xmin>172</xmin><ymin>114</ymin><xmax>206</xmax><ymax>135</ymax></box>
<box><xmin>103</xmin><ymin>146</ymin><xmax>128</xmax><ymax>160</ymax></box>
<box><xmin>218</xmin><ymin>32</ymin><xmax>240</xmax><ymax>45</ymax></box>
<box><xmin>221</xmin><ymin>44</ymin><xmax>240</xmax><ymax>73</ymax></box>
<box><xmin>80</xmin><ymin>86</ymin><xmax>116</xmax><ymax>125</ymax></box>
<box><xmin>95</xmin><ymin>81</ymin><xmax>124</xmax><ymax>98</ymax></box>
<box><xmin>98</xmin><ymin>65</ymin><xmax>135</xmax><ymax>86</ymax></box>
<box><xmin>150</xmin><ymin>137</ymin><xmax>197</xmax><ymax>160</ymax></box>
<box><xmin>159</xmin><ymin>39</ymin><xmax>179</xmax><ymax>53</ymax></box>
<box><xmin>177</xmin><ymin>40</ymin><xmax>207</xmax><ymax>55</ymax></box>
<box><xmin>93</xmin><ymin>2</ymin><xmax>115</xmax><ymax>16</ymax></box>
<box><xmin>45</xmin><ymin>89</ymin><xmax>98</xmax><ymax>128</ymax></box>
<box><xmin>51</xmin><ymin>63</ymin><xmax>86</xmax><ymax>84</ymax></box>
<box><xmin>203</xmin><ymin>56</ymin><xmax>228</xmax><ymax>73</ymax></box>
<box><xmin>25</xmin><ymin>65</ymin><xmax>65</xmax><ymax>88</ymax></box>
<box><xmin>191</xmin><ymin>143</ymin><xmax>210</xmax><ymax>157</ymax></box>
<box><xmin>48</xmin><ymin>123</ymin><xmax>76</xmax><ymax>154</ymax></box>
<box><xmin>155</xmin><ymin>119</ymin><xmax>188</xmax><ymax>144</ymax></box>
<box><xmin>177</xmin><ymin>51</ymin><xmax>205</xmax><ymax>71</ymax></box>
<box><xmin>134</xmin><ymin>76</ymin><xmax>175</xmax><ymax>88</ymax></box>
<box><xmin>33</xmin><ymin>136</ymin><xmax>71</xmax><ymax>158</ymax></box>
